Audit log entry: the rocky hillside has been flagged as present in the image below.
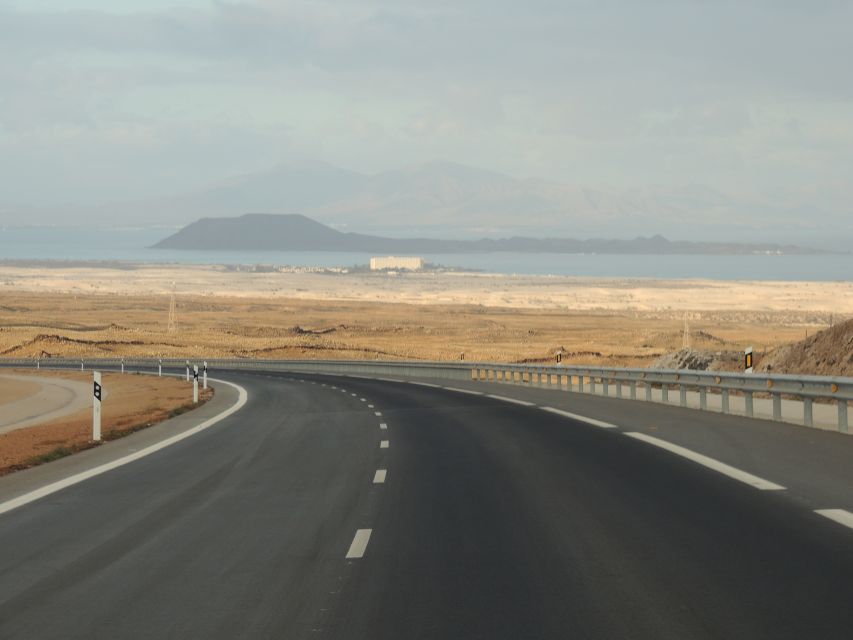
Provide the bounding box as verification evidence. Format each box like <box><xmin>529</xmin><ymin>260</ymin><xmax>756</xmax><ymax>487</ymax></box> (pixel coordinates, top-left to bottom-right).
<box><xmin>759</xmin><ymin>318</ymin><xmax>853</xmax><ymax>377</ymax></box>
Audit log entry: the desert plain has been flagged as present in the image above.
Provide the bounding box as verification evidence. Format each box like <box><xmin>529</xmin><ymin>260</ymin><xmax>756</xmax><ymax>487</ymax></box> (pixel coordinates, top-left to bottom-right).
<box><xmin>1</xmin><ymin>262</ymin><xmax>850</xmax><ymax>367</ymax></box>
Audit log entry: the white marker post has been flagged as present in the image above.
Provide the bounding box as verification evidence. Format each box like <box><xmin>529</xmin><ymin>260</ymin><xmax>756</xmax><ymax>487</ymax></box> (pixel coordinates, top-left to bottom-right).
<box><xmin>36</xmin><ymin>359</ymin><xmax>40</xmax><ymax>370</ymax></box>
<box><xmin>81</xmin><ymin>359</ymin><xmax>84</xmax><ymax>371</ymax></box>
<box><xmin>121</xmin><ymin>358</ymin><xmax>125</xmax><ymax>374</ymax></box>
<box><xmin>158</xmin><ymin>358</ymin><xmax>162</xmax><ymax>377</ymax></box>
<box><xmin>193</xmin><ymin>365</ymin><xmax>199</xmax><ymax>404</ymax></box>
<box><xmin>203</xmin><ymin>361</ymin><xmax>208</xmax><ymax>390</ymax></box>
<box><xmin>745</xmin><ymin>346</ymin><xmax>755</xmax><ymax>374</ymax></box>
<box><xmin>185</xmin><ymin>360</ymin><xmax>190</xmax><ymax>382</ymax></box>
<box><xmin>93</xmin><ymin>371</ymin><xmax>102</xmax><ymax>442</ymax></box>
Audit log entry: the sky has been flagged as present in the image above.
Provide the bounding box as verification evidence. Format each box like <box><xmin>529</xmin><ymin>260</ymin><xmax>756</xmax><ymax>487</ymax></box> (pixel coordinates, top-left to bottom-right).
<box><xmin>1</xmin><ymin>0</ymin><xmax>852</xmax><ymax>227</ymax></box>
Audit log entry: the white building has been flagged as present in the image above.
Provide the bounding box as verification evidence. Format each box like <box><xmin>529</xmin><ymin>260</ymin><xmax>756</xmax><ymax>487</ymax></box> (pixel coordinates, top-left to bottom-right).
<box><xmin>369</xmin><ymin>256</ymin><xmax>425</xmax><ymax>271</ymax></box>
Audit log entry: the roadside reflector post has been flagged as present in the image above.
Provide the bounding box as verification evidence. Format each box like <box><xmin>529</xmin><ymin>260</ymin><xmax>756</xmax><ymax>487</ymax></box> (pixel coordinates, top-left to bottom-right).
<box><xmin>185</xmin><ymin>360</ymin><xmax>190</xmax><ymax>382</ymax></box>
<box><xmin>93</xmin><ymin>371</ymin><xmax>102</xmax><ymax>442</ymax></box>
<box><xmin>745</xmin><ymin>347</ymin><xmax>754</xmax><ymax>374</ymax></box>
<box><xmin>81</xmin><ymin>359</ymin><xmax>84</xmax><ymax>371</ymax></box>
<box><xmin>203</xmin><ymin>361</ymin><xmax>208</xmax><ymax>389</ymax></box>
<box><xmin>36</xmin><ymin>359</ymin><xmax>40</xmax><ymax>370</ymax></box>
<box><xmin>158</xmin><ymin>358</ymin><xmax>162</xmax><ymax>377</ymax></box>
<box><xmin>193</xmin><ymin>365</ymin><xmax>199</xmax><ymax>404</ymax></box>
<box><xmin>121</xmin><ymin>358</ymin><xmax>125</xmax><ymax>374</ymax></box>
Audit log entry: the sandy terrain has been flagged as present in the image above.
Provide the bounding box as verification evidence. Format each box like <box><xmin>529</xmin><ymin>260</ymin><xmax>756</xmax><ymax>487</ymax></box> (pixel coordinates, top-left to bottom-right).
<box><xmin>0</xmin><ymin>263</ymin><xmax>852</xmax><ymax>314</ymax></box>
<box><xmin>0</xmin><ymin>373</ymin><xmax>95</xmax><ymax>433</ymax></box>
<box><xmin>0</xmin><ymin>370</ymin><xmax>212</xmax><ymax>475</ymax></box>
<box><xmin>0</xmin><ymin>377</ymin><xmax>39</xmax><ymax>406</ymax></box>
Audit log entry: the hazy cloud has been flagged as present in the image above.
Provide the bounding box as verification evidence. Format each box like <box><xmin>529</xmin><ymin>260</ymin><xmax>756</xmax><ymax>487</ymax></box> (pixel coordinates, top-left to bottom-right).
<box><xmin>0</xmin><ymin>0</ymin><xmax>851</xmax><ymax>228</ymax></box>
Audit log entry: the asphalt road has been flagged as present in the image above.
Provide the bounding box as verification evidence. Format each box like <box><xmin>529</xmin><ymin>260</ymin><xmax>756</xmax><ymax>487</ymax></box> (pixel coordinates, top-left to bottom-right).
<box><xmin>1</xmin><ymin>371</ymin><xmax>853</xmax><ymax>639</ymax></box>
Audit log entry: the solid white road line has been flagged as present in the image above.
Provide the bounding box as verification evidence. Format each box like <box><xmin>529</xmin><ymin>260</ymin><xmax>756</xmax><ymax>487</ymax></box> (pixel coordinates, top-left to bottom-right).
<box><xmin>375</xmin><ymin>411</ymin><xmax>382</xmax><ymax>416</ymax></box>
<box><xmin>443</xmin><ymin>387</ymin><xmax>483</xmax><ymax>396</ymax></box>
<box><xmin>379</xmin><ymin>423</ymin><xmax>388</xmax><ymax>430</ymax></box>
<box><xmin>380</xmin><ymin>440</ymin><xmax>389</xmax><ymax>449</ymax></box>
<box><xmin>541</xmin><ymin>407</ymin><xmax>618</xmax><ymax>429</ymax></box>
<box><xmin>374</xmin><ymin>377</ymin><xmax>404</xmax><ymax>383</ymax></box>
<box><xmin>373</xmin><ymin>469</ymin><xmax>387</xmax><ymax>484</ymax></box>
<box><xmin>346</xmin><ymin>529</ymin><xmax>372</xmax><ymax>559</ymax></box>
<box><xmin>486</xmin><ymin>394</ymin><xmax>535</xmax><ymax>407</ymax></box>
<box><xmin>410</xmin><ymin>381</ymin><xmax>442</xmax><ymax>388</ymax></box>
<box><xmin>815</xmin><ymin>509</ymin><xmax>853</xmax><ymax>531</ymax></box>
<box><xmin>0</xmin><ymin>378</ymin><xmax>250</xmax><ymax>518</ymax></box>
<box><xmin>625</xmin><ymin>432</ymin><xmax>786</xmax><ymax>491</ymax></box>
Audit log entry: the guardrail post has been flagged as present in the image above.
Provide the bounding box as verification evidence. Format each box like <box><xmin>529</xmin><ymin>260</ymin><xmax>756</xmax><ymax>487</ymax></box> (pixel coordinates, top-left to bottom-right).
<box><xmin>630</xmin><ymin>381</ymin><xmax>637</xmax><ymax>400</ymax></box>
<box><xmin>603</xmin><ymin>378</ymin><xmax>609</xmax><ymax>396</ymax></box>
<box><xmin>680</xmin><ymin>385</ymin><xmax>687</xmax><ymax>407</ymax></box>
<box><xmin>645</xmin><ymin>383</ymin><xmax>652</xmax><ymax>402</ymax></box>
<box><xmin>589</xmin><ymin>377</ymin><xmax>596</xmax><ymax>394</ymax></box>
<box><xmin>745</xmin><ymin>391</ymin><xmax>754</xmax><ymax>418</ymax></box>
<box><xmin>804</xmin><ymin>398</ymin><xmax>813</xmax><ymax>428</ymax></box>
<box><xmin>721</xmin><ymin>390</ymin><xmax>730</xmax><ymax>414</ymax></box>
<box><xmin>578</xmin><ymin>376</ymin><xmax>584</xmax><ymax>393</ymax></box>
<box><xmin>773</xmin><ymin>394</ymin><xmax>782</xmax><ymax>421</ymax></box>
<box><xmin>699</xmin><ymin>387</ymin><xmax>707</xmax><ymax>410</ymax></box>
<box><xmin>661</xmin><ymin>384</ymin><xmax>669</xmax><ymax>404</ymax></box>
<box><xmin>616</xmin><ymin>381</ymin><xmax>622</xmax><ymax>398</ymax></box>
<box><xmin>839</xmin><ymin>401</ymin><xmax>849</xmax><ymax>433</ymax></box>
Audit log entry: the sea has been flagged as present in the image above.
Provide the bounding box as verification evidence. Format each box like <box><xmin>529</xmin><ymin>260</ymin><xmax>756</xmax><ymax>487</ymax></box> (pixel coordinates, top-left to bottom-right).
<box><xmin>0</xmin><ymin>226</ymin><xmax>850</xmax><ymax>282</ymax></box>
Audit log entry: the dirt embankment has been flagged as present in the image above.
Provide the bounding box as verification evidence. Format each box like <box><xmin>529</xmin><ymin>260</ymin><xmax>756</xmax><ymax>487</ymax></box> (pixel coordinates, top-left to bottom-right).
<box><xmin>759</xmin><ymin>318</ymin><xmax>853</xmax><ymax>377</ymax></box>
<box><xmin>0</xmin><ymin>370</ymin><xmax>213</xmax><ymax>475</ymax></box>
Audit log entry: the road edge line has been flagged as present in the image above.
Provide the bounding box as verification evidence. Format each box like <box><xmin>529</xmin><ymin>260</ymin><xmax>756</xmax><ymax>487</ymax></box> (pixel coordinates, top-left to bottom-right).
<box><xmin>0</xmin><ymin>378</ymin><xmax>249</xmax><ymax>518</ymax></box>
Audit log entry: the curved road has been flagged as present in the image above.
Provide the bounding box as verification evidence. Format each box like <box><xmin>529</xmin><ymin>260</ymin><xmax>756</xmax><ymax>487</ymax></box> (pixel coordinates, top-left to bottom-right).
<box><xmin>1</xmin><ymin>370</ymin><xmax>853</xmax><ymax>639</ymax></box>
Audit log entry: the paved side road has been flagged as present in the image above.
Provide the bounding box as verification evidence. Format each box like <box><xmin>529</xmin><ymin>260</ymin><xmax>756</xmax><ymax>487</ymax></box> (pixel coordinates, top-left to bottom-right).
<box><xmin>0</xmin><ymin>371</ymin><xmax>852</xmax><ymax>639</ymax></box>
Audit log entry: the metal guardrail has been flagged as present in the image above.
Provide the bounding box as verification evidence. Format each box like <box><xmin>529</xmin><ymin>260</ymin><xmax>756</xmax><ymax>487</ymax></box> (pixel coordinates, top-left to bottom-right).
<box><xmin>1</xmin><ymin>357</ymin><xmax>850</xmax><ymax>433</ymax></box>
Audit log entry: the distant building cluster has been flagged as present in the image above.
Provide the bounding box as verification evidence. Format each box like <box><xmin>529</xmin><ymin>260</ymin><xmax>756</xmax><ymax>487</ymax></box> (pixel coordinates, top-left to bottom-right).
<box><xmin>369</xmin><ymin>256</ymin><xmax>424</xmax><ymax>271</ymax></box>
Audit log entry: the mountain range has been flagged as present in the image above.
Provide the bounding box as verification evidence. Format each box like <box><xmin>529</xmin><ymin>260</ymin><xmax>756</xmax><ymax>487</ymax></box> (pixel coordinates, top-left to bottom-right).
<box><xmin>4</xmin><ymin>160</ymin><xmax>848</xmax><ymax>249</ymax></box>
<box><xmin>153</xmin><ymin>214</ymin><xmax>820</xmax><ymax>255</ymax></box>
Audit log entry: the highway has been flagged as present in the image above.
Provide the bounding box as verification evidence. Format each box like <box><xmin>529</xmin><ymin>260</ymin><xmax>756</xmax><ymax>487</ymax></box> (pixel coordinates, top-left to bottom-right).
<box><xmin>2</xmin><ymin>370</ymin><xmax>853</xmax><ymax>639</ymax></box>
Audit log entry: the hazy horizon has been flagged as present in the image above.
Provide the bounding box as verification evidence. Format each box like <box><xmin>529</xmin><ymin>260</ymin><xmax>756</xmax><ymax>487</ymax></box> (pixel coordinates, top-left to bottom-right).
<box><xmin>1</xmin><ymin>1</ymin><xmax>851</xmax><ymax>248</ymax></box>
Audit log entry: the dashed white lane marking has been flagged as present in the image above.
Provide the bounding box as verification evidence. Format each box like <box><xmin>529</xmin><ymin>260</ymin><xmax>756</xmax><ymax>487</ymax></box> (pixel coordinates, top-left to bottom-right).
<box><xmin>0</xmin><ymin>378</ymin><xmax>249</xmax><ymax>518</ymax></box>
<box><xmin>815</xmin><ymin>509</ymin><xmax>853</xmax><ymax>531</ymax></box>
<box><xmin>625</xmin><ymin>432</ymin><xmax>786</xmax><ymax>491</ymax></box>
<box><xmin>375</xmin><ymin>412</ymin><xmax>382</xmax><ymax>416</ymax></box>
<box><xmin>360</xmin><ymin>398</ymin><xmax>366</xmax><ymax>402</ymax></box>
<box><xmin>443</xmin><ymin>386</ymin><xmax>483</xmax><ymax>396</ymax></box>
<box><xmin>373</xmin><ymin>469</ymin><xmax>387</xmax><ymax>484</ymax></box>
<box><xmin>379</xmin><ymin>423</ymin><xmax>388</xmax><ymax>430</ymax></box>
<box><xmin>380</xmin><ymin>440</ymin><xmax>389</xmax><ymax>449</ymax></box>
<box><xmin>346</xmin><ymin>529</ymin><xmax>372</xmax><ymax>559</ymax></box>
<box><xmin>351</xmin><ymin>393</ymin><xmax>357</xmax><ymax>397</ymax></box>
<box><xmin>410</xmin><ymin>381</ymin><xmax>442</xmax><ymax>388</ymax></box>
<box><xmin>486</xmin><ymin>394</ymin><xmax>535</xmax><ymax>407</ymax></box>
<box><xmin>368</xmin><ymin>404</ymin><xmax>374</xmax><ymax>408</ymax></box>
<box><xmin>541</xmin><ymin>407</ymin><xmax>618</xmax><ymax>429</ymax></box>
